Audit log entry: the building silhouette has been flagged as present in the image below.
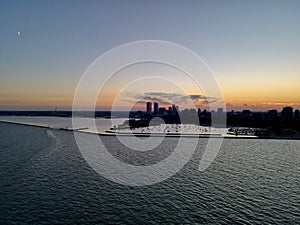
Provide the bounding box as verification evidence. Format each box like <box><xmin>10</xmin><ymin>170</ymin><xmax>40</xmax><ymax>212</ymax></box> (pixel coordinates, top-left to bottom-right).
<box><xmin>120</xmin><ymin>101</ymin><xmax>300</xmax><ymax>137</ymax></box>
<box><xmin>267</xmin><ymin>109</ymin><xmax>278</xmax><ymax>121</ymax></box>
<box><xmin>146</xmin><ymin>102</ymin><xmax>152</xmax><ymax>114</ymax></box>
<box><xmin>154</xmin><ymin>102</ymin><xmax>158</xmax><ymax>115</ymax></box>
<box><xmin>217</xmin><ymin>108</ymin><xmax>223</xmax><ymax>116</ymax></box>
<box><xmin>242</xmin><ymin>110</ymin><xmax>251</xmax><ymax>118</ymax></box>
<box><xmin>282</xmin><ymin>106</ymin><xmax>293</xmax><ymax>120</ymax></box>
<box><xmin>158</xmin><ymin>107</ymin><xmax>166</xmax><ymax>115</ymax></box>
<box><xmin>295</xmin><ymin>109</ymin><xmax>299</xmax><ymax>120</ymax></box>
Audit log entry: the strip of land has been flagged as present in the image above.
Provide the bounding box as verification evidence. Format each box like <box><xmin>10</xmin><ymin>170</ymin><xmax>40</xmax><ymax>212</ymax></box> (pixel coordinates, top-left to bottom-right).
<box><xmin>1</xmin><ymin>118</ymin><xmax>299</xmax><ymax>139</ymax></box>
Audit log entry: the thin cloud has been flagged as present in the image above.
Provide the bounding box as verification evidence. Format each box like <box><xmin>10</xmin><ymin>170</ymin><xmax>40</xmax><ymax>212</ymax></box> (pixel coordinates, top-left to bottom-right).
<box><xmin>189</xmin><ymin>94</ymin><xmax>207</xmax><ymax>100</ymax></box>
<box><xmin>121</xmin><ymin>91</ymin><xmax>219</xmax><ymax>108</ymax></box>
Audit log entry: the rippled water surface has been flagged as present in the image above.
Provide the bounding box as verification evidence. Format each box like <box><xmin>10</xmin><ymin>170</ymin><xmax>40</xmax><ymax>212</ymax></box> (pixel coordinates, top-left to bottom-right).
<box><xmin>0</xmin><ymin>122</ymin><xmax>299</xmax><ymax>224</ymax></box>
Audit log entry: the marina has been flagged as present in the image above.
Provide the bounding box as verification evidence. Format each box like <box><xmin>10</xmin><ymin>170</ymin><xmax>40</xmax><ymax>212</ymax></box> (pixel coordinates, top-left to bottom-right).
<box><xmin>106</xmin><ymin>124</ymin><xmax>258</xmax><ymax>138</ymax></box>
<box><xmin>0</xmin><ymin>117</ymin><xmax>259</xmax><ymax>138</ymax></box>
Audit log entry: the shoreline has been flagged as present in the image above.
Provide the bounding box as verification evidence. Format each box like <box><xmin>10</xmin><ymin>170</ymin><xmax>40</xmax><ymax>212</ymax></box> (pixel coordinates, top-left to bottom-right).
<box><xmin>1</xmin><ymin>120</ymin><xmax>300</xmax><ymax>140</ymax></box>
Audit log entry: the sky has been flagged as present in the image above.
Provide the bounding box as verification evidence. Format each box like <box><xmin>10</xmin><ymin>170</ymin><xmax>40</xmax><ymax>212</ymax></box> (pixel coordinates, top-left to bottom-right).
<box><xmin>0</xmin><ymin>0</ymin><xmax>300</xmax><ymax>111</ymax></box>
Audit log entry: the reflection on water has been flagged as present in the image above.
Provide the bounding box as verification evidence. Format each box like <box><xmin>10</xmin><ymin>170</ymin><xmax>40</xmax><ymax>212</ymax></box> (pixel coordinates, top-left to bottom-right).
<box><xmin>0</xmin><ymin>122</ymin><xmax>299</xmax><ymax>224</ymax></box>
<box><xmin>0</xmin><ymin>116</ymin><xmax>127</xmax><ymax>133</ymax></box>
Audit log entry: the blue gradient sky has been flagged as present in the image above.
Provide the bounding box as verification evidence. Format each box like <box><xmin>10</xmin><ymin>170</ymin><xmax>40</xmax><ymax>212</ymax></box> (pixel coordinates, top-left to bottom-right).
<box><xmin>1</xmin><ymin>0</ymin><xmax>300</xmax><ymax>110</ymax></box>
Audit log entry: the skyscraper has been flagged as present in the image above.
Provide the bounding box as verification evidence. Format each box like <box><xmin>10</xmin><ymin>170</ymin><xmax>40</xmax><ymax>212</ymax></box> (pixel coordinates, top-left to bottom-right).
<box><xmin>146</xmin><ymin>102</ymin><xmax>152</xmax><ymax>114</ymax></box>
<box><xmin>172</xmin><ymin>104</ymin><xmax>177</xmax><ymax>112</ymax></box>
<box><xmin>197</xmin><ymin>108</ymin><xmax>201</xmax><ymax>115</ymax></box>
<box><xmin>282</xmin><ymin>106</ymin><xmax>293</xmax><ymax>120</ymax></box>
<box><xmin>217</xmin><ymin>108</ymin><xmax>223</xmax><ymax>117</ymax></box>
<box><xmin>295</xmin><ymin>109</ymin><xmax>299</xmax><ymax>120</ymax></box>
<box><xmin>154</xmin><ymin>102</ymin><xmax>158</xmax><ymax>115</ymax></box>
<box><xmin>267</xmin><ymin>109</ymin><xmax>278</xmax><ymax>121</ymax></box>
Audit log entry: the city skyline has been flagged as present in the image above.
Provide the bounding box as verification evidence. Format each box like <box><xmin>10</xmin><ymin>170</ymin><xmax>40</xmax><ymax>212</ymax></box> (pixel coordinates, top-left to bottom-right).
<box><xmin>1</xmin><ymin>1</ymin><xmax>300</xmax><ymax>110</ymax></box>
<box><xmin>139</xmin><ymin>100</ymin><xmax>299</xmax><ymax>116</ymax></box>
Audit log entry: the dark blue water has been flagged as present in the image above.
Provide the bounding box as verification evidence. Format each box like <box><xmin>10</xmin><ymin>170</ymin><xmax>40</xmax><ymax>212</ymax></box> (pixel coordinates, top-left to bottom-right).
<box><xmin>0</xmin><ymin>122</ymin><xmax>299</xmax><ymax>224</ymax></box>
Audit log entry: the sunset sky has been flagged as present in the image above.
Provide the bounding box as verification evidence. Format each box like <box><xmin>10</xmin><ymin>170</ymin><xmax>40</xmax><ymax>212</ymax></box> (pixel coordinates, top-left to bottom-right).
<box><xmin>1</xmin><ymin>0</ymin><xmax>300</xmax><ymax>111</ymax></box>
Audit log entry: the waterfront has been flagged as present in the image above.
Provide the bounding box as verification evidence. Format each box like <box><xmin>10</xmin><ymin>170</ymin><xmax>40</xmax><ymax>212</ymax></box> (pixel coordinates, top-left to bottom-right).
<box><xmin>0</xmin><ymin>121</ymin><xmax>299</xmax><ymax>224</ymax></box>
<box><xmin>0</xmin><ymin>116</ymin><xmax>126</xmax><ymax>133</ymax></box>
<box><xmin>0</xmin><ymin>116</ymin><xmax>270</xmax><ymax>138</ymax></box>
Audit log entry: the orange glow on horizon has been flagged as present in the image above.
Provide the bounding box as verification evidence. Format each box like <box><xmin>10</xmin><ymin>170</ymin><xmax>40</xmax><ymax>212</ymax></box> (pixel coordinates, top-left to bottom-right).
<box><xmin>1</xmin><ymin>73</ymin><xmax>299</xmax><ymax>111</ymax></box>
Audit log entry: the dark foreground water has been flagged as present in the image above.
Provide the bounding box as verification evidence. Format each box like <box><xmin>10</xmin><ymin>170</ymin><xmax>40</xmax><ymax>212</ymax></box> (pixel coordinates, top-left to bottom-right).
<box><xmin>0</xmin><ymin>122</ymin><xmax>299</xmax><ymax>224</ymax></box>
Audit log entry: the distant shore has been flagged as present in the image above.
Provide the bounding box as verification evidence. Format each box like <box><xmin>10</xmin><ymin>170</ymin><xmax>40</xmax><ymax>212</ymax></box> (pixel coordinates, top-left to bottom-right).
<box><xmin>1</xmin><ymin>119</ymin><xmax>300</xmax><ymax>140</ymax></box>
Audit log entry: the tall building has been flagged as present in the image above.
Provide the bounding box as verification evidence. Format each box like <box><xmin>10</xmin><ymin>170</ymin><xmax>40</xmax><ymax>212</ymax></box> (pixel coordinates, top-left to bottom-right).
<box><xmin>295</xmin><ymin>109</ymin><xmax>299</xmax><ymax>120</ymax></box>
<box><xmin>197</xmin><ymin>108</ymin><xmax>201</xmax><ymax>115</ymax></box>
<box><xmin>202</xmin><ymin>109</ymin><xmax>207</xmax><ymax>118</ymax></box>
<box><xmin>217</xmin><ymin>108</ymin><xmax>223</xmax><ymax>117</ymax></box>
<box><xmin>172</xmin><ymin>104</ymin><xmax>179</xmax><ymax>113</ymax></box>
<box><xmin>154</xmin><ymin>102</ymin><xmax>159</xmax><ymax>115</ymax></box>
<box><xmin>281</xmin><ymin>106</ymin><xmax>293</xmax><ymax>120</ymax></box>
<box><xmin>172</xmin><ymin>104</ymin><xmax>176</xmax><ymax>112</ymax></box>
<box><xmin>242</xmin><ymin>110</ymin><xmax>251</xmax><ymax>118</ymax></box>
<box><xmin>146</xmin><ymin>102</ymin><xmax>152</xmax><ymax>114</ymax></box>
<box><xmin>171</xmin><ymin>104</ymin><xmax>179</xmax><ymax>116</ymax></box>
<box><xmin>267</xmin><ymin>109</ymin><xmax>278</xmax><ymax>121</ymax></box>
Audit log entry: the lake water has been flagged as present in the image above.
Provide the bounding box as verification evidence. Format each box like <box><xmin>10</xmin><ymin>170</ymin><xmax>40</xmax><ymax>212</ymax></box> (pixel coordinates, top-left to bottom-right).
<box><xmin>0</xmin><ymin>116</ymin><xmax>127</xmax><ymax>133</ymax></box>
<box><xmin>0</xmin><ymin>121</ymin><xmax>299</xmax><ymax>224</ymax></box>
